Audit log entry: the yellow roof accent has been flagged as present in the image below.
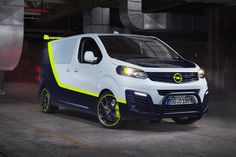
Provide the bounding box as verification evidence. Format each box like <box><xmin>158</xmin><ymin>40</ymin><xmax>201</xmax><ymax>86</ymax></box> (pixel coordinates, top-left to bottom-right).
<box><xmin>44</xmin><ymin>34</ymin><xmax>63</xmax><ymax>41</ymax></box>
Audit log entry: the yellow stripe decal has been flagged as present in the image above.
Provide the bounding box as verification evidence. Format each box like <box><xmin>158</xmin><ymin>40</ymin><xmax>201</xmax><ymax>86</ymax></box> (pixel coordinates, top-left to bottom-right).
<box><xmin>47</xmin><ymin>42</ymin><xmax>126</xmax><ymax>104</ymax></box>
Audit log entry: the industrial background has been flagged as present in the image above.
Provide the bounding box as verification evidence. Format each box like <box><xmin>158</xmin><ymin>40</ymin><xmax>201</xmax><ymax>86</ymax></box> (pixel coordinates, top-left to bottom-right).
<box><xmin>0</xmin><ymin>0</ymin><xmax>236</xmax><ymax>157</ymax></box>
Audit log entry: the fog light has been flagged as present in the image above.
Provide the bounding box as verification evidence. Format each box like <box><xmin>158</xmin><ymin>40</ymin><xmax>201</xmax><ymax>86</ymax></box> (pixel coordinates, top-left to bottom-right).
<box><xmin>134</xmin><ymin>92</ymin><xmax>147</xmax><ymax>97</ymax></box>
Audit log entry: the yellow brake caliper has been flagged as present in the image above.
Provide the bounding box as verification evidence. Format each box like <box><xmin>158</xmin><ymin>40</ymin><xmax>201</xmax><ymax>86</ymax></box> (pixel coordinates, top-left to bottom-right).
<box><xmin>115</xmin><ymin>103</ymin><xmax>120</xmax><ymax>118</ymax></box>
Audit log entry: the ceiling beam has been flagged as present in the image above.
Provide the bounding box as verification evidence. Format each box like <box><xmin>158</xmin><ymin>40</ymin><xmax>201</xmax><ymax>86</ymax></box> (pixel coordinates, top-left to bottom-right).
<box><xmin>183</xmin><ymin>0</ymin><xmax>236</xmax><ymax>6</ymax></box>
<box><xmin>42</xmin><ymin>0</ymin><xmax>110</xmax><ymax>22</ymax></box>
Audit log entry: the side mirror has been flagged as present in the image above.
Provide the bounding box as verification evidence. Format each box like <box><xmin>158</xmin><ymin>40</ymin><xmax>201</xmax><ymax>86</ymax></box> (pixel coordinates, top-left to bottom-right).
<box><xmin>84</xmin><ymin>51</ymin><xmax>97</xmax><ymax>63</ymax></box>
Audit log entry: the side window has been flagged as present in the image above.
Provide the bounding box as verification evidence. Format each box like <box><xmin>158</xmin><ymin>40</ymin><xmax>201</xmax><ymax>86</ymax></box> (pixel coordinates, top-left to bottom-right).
<box><xmin>78</xmin><ymin>37</ymin><xmax>102</xmax><ymax>63</ymax></box>
<box><xmin>54</xmin><ymin>38</ymin><xmax>77</xmax><ymax>64</ymax></box>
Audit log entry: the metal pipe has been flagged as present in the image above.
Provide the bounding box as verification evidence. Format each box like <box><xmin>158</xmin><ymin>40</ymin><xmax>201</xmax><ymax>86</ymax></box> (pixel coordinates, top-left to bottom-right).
<box><xmin>83</xmin><ymin>7</ymin><xmax>129</xmax><ymax>33</ymax></box>
<box><xmin>119</xmin><ymin>0</ymin><xmax>207</xmax><ymax>32</ymax></box>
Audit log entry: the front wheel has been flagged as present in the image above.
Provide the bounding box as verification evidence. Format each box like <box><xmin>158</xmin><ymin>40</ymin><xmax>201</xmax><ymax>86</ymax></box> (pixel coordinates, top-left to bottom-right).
<box><xmin>97</xmin><ymin>92</ymin><xmax>122</xmax><ymax>129</ymax></box>
<box><xmin>172</xmin><ymin>116</ymin><xmax>201</xmax><ymax>124</ymax></box>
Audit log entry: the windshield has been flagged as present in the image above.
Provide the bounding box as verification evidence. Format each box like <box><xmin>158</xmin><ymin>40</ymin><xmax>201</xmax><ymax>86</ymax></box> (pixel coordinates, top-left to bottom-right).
<box><xmin>99</xmin><ymin>35</ymin><xmax>181</xmax><ymax>60</ymax></box>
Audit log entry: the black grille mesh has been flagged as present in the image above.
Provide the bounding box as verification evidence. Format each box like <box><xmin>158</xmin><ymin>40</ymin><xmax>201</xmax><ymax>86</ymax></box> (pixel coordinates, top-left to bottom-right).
<box><xmin>126</xmin><ymin>90</ymin><xmax>156</xmax><ymax>113</ymax></box>
<box><xmin>147</xmin><ymin>72</ymin><xmax>199</xmax><ymax>83</ymax></box>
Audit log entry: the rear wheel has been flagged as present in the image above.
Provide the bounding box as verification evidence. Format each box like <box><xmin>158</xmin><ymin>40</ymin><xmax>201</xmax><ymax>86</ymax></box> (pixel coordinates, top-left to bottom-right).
<box><xmin>40</xmin><ymin>88</ymin><xmax>57</xmax><ymax>113</ymax></box>
<box><xmin>97</xmin><ymin>91</ymin><xmax>122</xmax><ymax>128</ymax></box>
<box><xmin>172</xmin><ymin>116</ymin><xmax>201</xmax><ymax>124</ymax></box>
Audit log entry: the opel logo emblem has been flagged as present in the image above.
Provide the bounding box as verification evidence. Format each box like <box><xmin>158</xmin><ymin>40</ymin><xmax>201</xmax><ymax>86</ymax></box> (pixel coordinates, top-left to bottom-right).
<box><xmin>173</xmin><ymin>73</ymin><xmax>183</xmax><ymax>83</ymax></box>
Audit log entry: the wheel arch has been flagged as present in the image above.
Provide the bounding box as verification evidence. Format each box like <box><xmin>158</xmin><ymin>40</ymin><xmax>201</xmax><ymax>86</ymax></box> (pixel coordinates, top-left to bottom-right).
<box><xmin>97</xmin><ymin>75</ymin><xmax>126</xmax><ymax>104</ymax></box>
<box><xmin>39</xmin><ymin>83</ymin><xmax>46</xmax><ymax>96</ymax></box>
<box><xmin>98</xmin><ymin>89</ymin><xmax>114</xmax><ymax>98</ymax></box>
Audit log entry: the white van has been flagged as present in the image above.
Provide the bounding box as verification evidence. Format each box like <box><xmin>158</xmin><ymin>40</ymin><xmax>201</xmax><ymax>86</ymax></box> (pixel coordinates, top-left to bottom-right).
<box><xmin>40</xmin><ymin>33</ymin><xmax>209</xmax><ymax>128</ymax></box>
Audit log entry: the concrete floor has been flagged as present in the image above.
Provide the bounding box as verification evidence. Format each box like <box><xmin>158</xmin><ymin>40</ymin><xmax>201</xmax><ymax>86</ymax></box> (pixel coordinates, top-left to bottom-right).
<box><xmin>0</xmin><ymin>83</ymin><xmax>236</xmax><ymax>157</ymax></box>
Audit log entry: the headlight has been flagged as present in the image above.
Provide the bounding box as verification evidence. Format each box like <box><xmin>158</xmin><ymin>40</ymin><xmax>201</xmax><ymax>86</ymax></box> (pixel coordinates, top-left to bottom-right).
<box><xmin>116</xmin><ymin>66</ymin><xmax>148</xmax><ymax>79</ymax></box>
<box><xmin>198</xmin><ymin>68</ymin><xmax>205</xmax><ymax>78</ymax></box>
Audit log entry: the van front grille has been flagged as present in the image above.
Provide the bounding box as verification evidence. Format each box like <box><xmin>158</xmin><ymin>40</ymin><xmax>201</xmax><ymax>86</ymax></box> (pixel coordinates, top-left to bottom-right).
<box><xmin>147</xmin><ymin>72</ymin><xmax>199</xmax><ymax>83</ymax></box>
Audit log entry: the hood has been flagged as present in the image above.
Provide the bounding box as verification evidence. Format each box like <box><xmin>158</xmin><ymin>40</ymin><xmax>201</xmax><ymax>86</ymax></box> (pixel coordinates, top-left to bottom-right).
<box><xmin>119</xmin><ymin>58</ymin><xmax>196</xmax><ymax>68</ymax></box>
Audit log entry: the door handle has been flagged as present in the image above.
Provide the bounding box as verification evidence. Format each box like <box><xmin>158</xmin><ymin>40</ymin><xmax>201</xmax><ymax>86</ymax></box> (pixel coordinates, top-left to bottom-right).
<box><xmin>74</xmin><ymin>68</ymin><xmax>78</xmax><ymax>73</ymax></box>
<box><xmin>66</xmin><ymin>68</ymin><xmax>70</xmax><ymax>72</ymax></box>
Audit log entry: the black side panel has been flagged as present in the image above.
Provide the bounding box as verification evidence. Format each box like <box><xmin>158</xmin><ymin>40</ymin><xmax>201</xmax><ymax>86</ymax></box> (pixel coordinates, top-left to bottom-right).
<box><xmin>39</xmin><ymin>45</ymin><xmax>97</xmax><ymax>114</ymax></box>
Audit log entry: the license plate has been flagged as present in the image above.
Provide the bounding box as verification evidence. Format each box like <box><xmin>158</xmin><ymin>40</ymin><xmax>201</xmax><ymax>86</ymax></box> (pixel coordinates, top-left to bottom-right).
<box><xmin>166</xmin><ymin>95</ymin><xmax>195</xmax><ymax>105</ymax></box>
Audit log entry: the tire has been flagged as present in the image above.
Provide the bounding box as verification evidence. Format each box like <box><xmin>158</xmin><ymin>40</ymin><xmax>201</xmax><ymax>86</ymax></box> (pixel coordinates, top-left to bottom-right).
<box><xmin>97</xmin><ymin>91</ymin><xmax>122</xmax><ymax>129</ymax></box>
<box><xmin>172</xmin><ymin>116</ymin><xmax>201</xmax><ymax>124</ymax></box>
<box><xmin>39</xmin><ymin>88</ymin><xmax>57</xmax><ymax>113</ymax></box>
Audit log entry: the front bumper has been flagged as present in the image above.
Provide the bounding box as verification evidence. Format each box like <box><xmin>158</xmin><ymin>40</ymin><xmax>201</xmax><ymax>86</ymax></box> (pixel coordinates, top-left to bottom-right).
<box><xmin>119</xmin><ymin>89</ymin><xmax>209</xmax><ymax>120</ymax></box>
